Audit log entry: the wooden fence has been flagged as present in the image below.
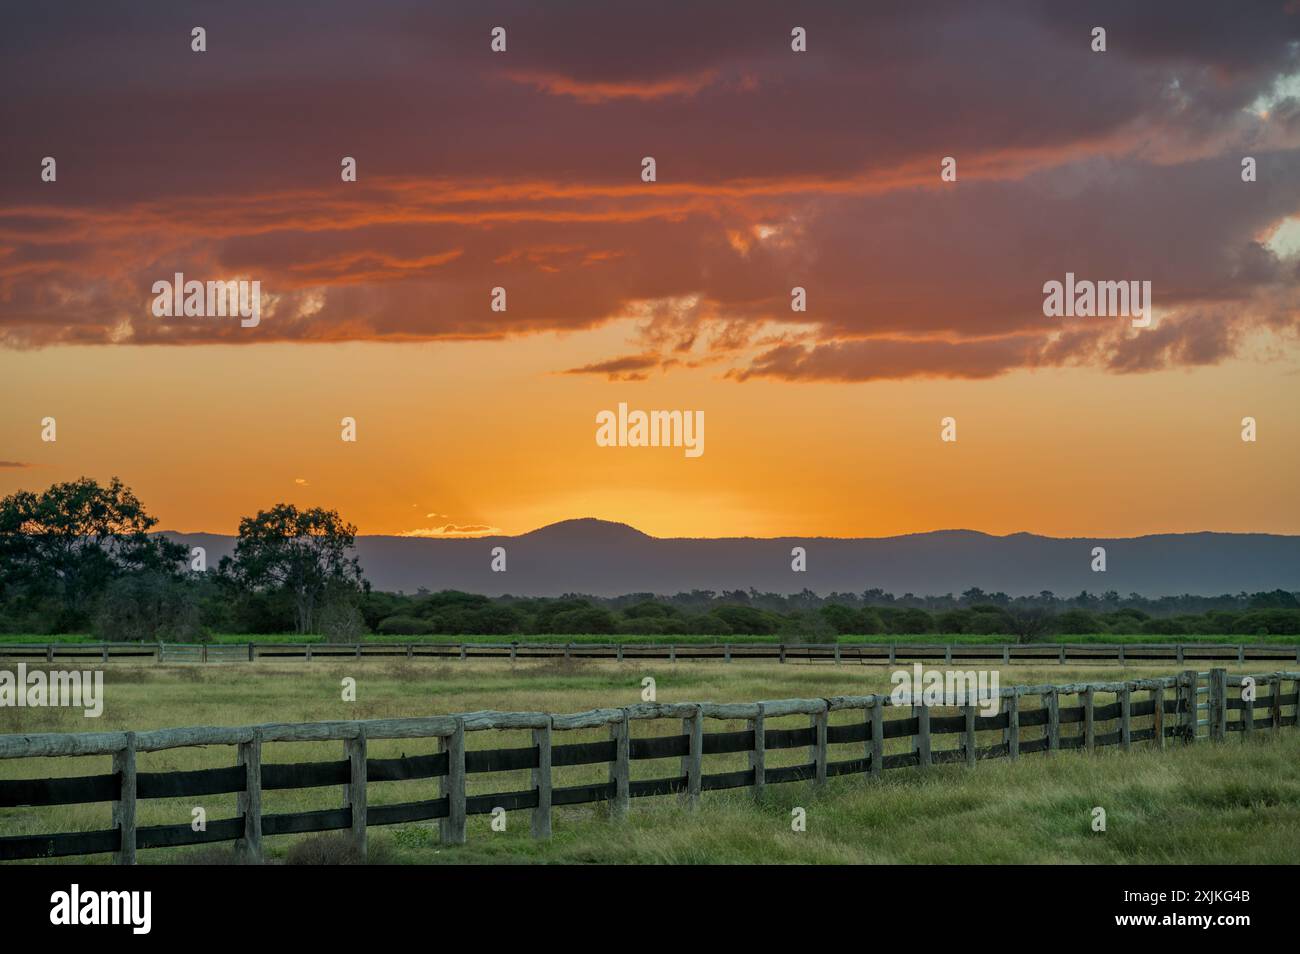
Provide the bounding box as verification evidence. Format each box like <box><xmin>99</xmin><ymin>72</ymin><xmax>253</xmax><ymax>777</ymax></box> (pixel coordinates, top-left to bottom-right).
<box><xmin>3</xmin><ymin>640</ymin><xmax>1299</xmax><ymax>666</ymax></box>
<box><xmin>1</xmin><ymin>668</ymin><xmax>1296</xmax><ymax>864</ymax></box>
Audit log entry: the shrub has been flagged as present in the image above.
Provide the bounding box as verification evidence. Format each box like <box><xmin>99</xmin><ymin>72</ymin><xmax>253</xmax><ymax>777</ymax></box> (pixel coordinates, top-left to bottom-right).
<box><xmin>710</xmin><ymin>604</ymin><xmax>778</xmax><ymax>635</ymax></box>
<box><xmin>376</xmin><ymin>615</ymin><xmax>432</xmax><ymax>636</ymax></box>
<box><xmin>1054</xmin><ymin>609</ymin><xmax>1107</xmax><ymax>635</ymax></box>
<box><xmin>283</xmin><ymin>833</ymin><xmax>392</xmax><ymax>865</ymax></box>
<box><xmin>94</xmin><ymin>572</ymin><xmax>204</xmax><ymax>642</ymax></box>
<box><xmin>549</xmin><ymin>606</ymin><xmax>617</xmax><ymax>635</ymax></box>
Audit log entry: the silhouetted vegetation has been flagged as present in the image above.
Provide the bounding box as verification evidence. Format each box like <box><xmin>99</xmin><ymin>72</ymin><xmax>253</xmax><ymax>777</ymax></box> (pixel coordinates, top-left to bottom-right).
<box><xmin>2</xmin><ymin>477</ymin><xmax>1298</xmax><ymax>639</ymax></box>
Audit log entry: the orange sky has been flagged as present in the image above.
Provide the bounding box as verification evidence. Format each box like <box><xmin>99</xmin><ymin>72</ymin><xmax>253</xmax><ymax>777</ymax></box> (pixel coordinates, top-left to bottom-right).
<box><xmin>1</xmin><ymin>2</ymin><xmax>1298</xmax><ymax>538</ymax></box>
<box><xmin>2</xmin><ymin>330</ymin><xmax>1297</xmax><ymax>538</ymax></box>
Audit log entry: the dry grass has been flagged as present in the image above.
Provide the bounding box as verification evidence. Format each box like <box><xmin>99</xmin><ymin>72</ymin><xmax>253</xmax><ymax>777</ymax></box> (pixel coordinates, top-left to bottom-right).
<box><xmin>1</xmin><ymin>659</ymin><xmax>1296</xmax><ymax>864</ymax></box>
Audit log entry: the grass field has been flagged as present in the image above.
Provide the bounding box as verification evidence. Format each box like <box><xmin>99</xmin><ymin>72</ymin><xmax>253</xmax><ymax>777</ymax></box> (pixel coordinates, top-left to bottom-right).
<box><xmin>2</xmin><ymin>659</ymin><xmax>1298</xmax><ymax>864</ymax></box>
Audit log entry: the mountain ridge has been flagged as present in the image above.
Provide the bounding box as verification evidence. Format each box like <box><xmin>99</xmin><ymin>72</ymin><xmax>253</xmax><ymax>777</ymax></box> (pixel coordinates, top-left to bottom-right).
<box><xmin>158</xmin><ymin>519</ymin><xmax>1300</xmax><ymax>598</ymax></box>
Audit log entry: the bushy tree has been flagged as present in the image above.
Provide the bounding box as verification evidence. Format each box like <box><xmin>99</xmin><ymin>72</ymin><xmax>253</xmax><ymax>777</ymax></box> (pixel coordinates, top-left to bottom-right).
<box><xmin>221</xmin><ymin>504</ymin><xmax>365</xmax><ymax>635</ymax></box>
<box><xmin>0</xmin><ymin>477</ymin><xmax>187</xmax><ymax>628</ymax></box>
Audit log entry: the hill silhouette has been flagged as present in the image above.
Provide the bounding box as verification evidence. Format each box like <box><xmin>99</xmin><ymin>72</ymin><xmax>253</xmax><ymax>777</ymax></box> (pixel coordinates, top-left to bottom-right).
<box><xmin>159</xmin><ymin>519</ymin><xmax>1300</xmax><ymax>598</ymax></box>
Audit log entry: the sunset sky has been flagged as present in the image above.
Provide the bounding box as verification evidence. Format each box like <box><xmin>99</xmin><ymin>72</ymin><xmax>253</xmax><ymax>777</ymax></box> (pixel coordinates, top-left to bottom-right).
<box><xmin>1</xmin><ymin>1</ymin><xmax>1298</xmax><ymax>539</ymax></box>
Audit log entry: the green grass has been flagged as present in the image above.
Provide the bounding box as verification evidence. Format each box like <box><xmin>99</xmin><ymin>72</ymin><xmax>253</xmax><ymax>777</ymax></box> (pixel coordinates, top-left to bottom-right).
<box><xmin>2</xmin><ymin>659</ymin><xmax>1297</xmax><ymax>864</ymax></box>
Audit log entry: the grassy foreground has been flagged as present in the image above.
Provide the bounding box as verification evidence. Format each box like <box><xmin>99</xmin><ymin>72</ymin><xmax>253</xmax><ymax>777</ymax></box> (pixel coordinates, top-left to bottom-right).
<box><xmin>1</xmin><ymin>660</ymin><xmax>1297</xmax><ymax>864</ymax></box>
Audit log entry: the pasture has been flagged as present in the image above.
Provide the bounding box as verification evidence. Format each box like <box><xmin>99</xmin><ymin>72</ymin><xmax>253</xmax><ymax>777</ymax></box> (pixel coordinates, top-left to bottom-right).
<box><xmin>2</xmin><ymin>659</ymin><xmax>1298</xmax><ymax>864</ymax></box>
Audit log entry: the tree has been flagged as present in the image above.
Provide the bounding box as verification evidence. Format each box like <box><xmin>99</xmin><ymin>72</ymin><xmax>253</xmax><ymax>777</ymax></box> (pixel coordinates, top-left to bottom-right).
<box><xmin>0</xmin><ymin>476</ymin><xmax>186</xmax><ymax>626</ymax></box>
<box><xmin>94</xmin><ymin>571</ymin><xmax>204</xmax><ymax>643</ymax></box>
<box><xmin>1005</xmin><ymin>606</ymin><xmax>1056</xmax><ymax>643</ymax></box>
<box><xmin>221</xmin><ymin>504</ymin><xmax>364</xmax><ymax>635</ymax></box>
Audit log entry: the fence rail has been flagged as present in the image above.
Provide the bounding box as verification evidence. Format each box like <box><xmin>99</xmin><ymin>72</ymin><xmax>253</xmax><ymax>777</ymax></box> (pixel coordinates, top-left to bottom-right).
<box><xmin>2</xmin><ymin>641</ymin><xmax>1298</xmax><ymax>666</ymax></box>
<box><xmin>1</xmin><ymin>668</ymin><xmax>1297</xmax><ymax>863</ymax></box>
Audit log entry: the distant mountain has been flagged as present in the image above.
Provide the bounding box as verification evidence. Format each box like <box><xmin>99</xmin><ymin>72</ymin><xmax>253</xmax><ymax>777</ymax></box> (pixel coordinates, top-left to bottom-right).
<box><xmin>159</xmin><ymin>520</ymin><xmax>1300</xmax><ymax>598</ymax></box>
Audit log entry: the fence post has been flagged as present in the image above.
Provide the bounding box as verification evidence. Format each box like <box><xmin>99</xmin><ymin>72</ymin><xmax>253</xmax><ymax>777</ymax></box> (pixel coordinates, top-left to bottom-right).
<box><xmin>724</xmin><ymin>643</ymin><xmax>731</xmax><ymax>663</ymax></box>
<box><xmin>1270</xmin><ymin>675</ymin><xmax>1282</xmax><ymax>735</ymax></box>
<box><xmin>112</xmin><ymin>732</ymin><xmax>137</xmax><ymax>865</ymax></box>
<box><xmin>812</xmin><ymin>706</ymin><xmax>828</xmax><ymax>785</ymax></box>
<box><xmin>888</xmin><ymin>643</ymin><xmax>896</xmax><ymax>666</ymax></box>
<box><xmin>1058</xmin><ymin>646</ymin><xmax>1065</xmax><ymax>665</ymax></box>
<box><xmin>944</xmin><ymin>645</ymin><xmax>952</xmax><ymax>665</ymax></box>
<box><xmin>834</xmin><ymin>644</ymin><xmax>841</xmax><ymax>665</ymax></box>
<box><xmin>1209</xmin><ymin>669</ymin><xmax>1227</xmax><ymax>742</ymax></box>
<box><xmin>780</xmin><ymin>644</ymin><xmax>786</xmax><ymax>664</ymax></box>
<box><xmin>1176</xmin><ymin>644</ymin><xmax>1184</xmax><ymax>664</ymax></box>
<box><xmin>1117</xmin><ymin>644</ymin><xmax>1125</xmax><ymax>666</ymax></box>
<box><xmin>1184</xmin><ymin>669</ymin><xmax>1201</xmax><ymax>743</ymax></box>
<box><xmin>247</xmin><ymin>642</ymin><xmax>255</xmax><ymax>662</ymax></box>
<box><xmin>869</xmin><ymin>698</ymin><xmax>883</xmax><ymax>779</ymax></box>
<box><xmin>1243</xmin><ymin>677</ymin><xmax>1255</xmax><ymax>742</ymax></box>
<box><xmin>681</xmin><ymin>705</ymin><xmax>702</xmax><ymax>808</ymax></box>
<box><xmin>441</xmin><ymin>720</ymin><xmax>466</xmax><ymax>844</ymax></box>
<box><xmin>670</xmin><ymin>644</ymin><xmax>676</xmax><ymax>664</ymax></box>
<box><xmin>1082</xmin><ymin>688</ymin><xmax>1095</xmax><ymax>752</ymax></box>
<box><xmin>1152</xmin><ymin>685</ymin><xmax>1165</xmax><ymax>749</ymax></box>
<box><xmin>236</xmin><ymin>729</ymin><xmax>263</xmax><ymax>863</ymax></box>
<box><xmin>610</xmin><ymin>714</ymin><xmax>629</xmax><ymax>820</ymax></box>
<box><xmin>1002</xmin><ymin>645</ymin><xmax>1010</xmax><ymax>664</ymax></box>
<box><xmin>749</xmin><ymin>705</ymin><xmax>766</xmax><ymax>798</ymax></box>
<box><xmin>1006</xmin><ymin>691</ymin><xmax>1019</xmax><ymax>760</ymax></box>
<box><xmin>1119</xmin><ymin>685</ymin><xmax>1131</xmax><ymax>751</ymax></box>
<box><xmin>306</xmin><ymin>645</ymin><xmax>312</xmax><ymax>662</ymax></box>
<box><xmin>1045</xmin><ymin>689</ymin><xmax>1060</xmax><ymax>753</ymax></box>
<box><xmin>354</xmin><ymin>642</ymin><xmax>361</xmax><ymax>659</ymax></box>
<box><xmin>531</xmin><ymin>721</ymin><xmax>552</xmax><ymax>839</ymax></box>
<box><xmin>916</xmin><ymin>704</ymin><xmax>931</xmax><ymax>769</ymax></box>
<box><xmin>345</xmin><ymin>728</ymin><xmax>367</xmax><ymax>860</ymax></box>
<box><xmin>963</xmin><ymin>704</ymin><xmax>976</xmax><ymax>767</ymax></box>
<box><xmin>616</xmin><ymin>644</ymin><xmax>623</xmax><ymax>663</ymax></box>
<box><xmin>103</xmin><ymin>645</ymin><xmax>109</xmax><ymax>663</ymax></box>
<box><xmin>47</xmin><ymin>644</ymin><xmax>54</xmax><ymax>663</ymax></box>
<box><xmin>460</xmin><ymin>643</ymin><xmax>467</xmax><ymax>662</ymax></box>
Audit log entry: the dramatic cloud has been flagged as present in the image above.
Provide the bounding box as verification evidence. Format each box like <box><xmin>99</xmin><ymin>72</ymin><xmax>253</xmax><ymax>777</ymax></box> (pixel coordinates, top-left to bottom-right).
<box><xmin>1</xmin><ymin>0</ymin><xmax>1297</xmax><ymax>382</ymax></box>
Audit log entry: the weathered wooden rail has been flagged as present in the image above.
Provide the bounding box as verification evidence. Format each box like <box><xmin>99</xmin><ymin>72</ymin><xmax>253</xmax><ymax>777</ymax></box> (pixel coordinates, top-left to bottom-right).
<box><xmin>2</xmin><ymin>640</ymin><xmax>1298</xmax><ymax>666</ymax></box>
<box><xmin>1</xmin><ymin>668</ymin><xmax>1295</xmax><ymax>863</ymax></box>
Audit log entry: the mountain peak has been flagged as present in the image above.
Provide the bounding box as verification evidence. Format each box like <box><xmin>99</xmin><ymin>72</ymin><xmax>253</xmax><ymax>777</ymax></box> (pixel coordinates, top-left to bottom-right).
<box><xmin>519</xmin><ymin>518</ymin><xmax>652</xmax><ymax>543</ymax></box>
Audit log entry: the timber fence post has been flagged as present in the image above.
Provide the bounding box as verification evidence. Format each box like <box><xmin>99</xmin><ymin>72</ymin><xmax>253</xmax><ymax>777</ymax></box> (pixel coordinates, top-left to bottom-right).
<box><xmin>1006</xmin><ymin>690</ymin><xmax>1019</xmax><ymax>760</ymax></box>
<box><xmin>345</xmin><ymin>727</ymin><xmax>367</xmax><ymax>860</ymax></box>
<box><xmin>531</xmin><ymin>719</ymin><xmax>552</xmax><ymax>839</ymax></box>
<box><xmin>1209</xmin><ymin>669</ymin><xmax>1227</xmax><ymax>742</ymax></box>
<box><xmin>869</xmin><ymin>698</ymin><xmax>883</xmax><ymax>779</ymax></box>
<box><xmin>963</xmin><ymin>703</ymin><xmax>976</xmax><ymax>767</ymax></box>
<box><xmin>682</xmin><ymin>705</ymin><xmax>702</xmax><ymax>808</ymax></box>
<box><xmin>1045</xmin><ymin>689</ymin><xmax>1060</xmax><ymax>754</ymax></box>
<box><xmin>441</xmin><ymin>719</ymin><xmax>466</xmax><ymax>844</ymax></box>
<box><xmin>237</xmin><ymin>728</ymin><xmax>263</xmax><ymax>863</ymax></box>
<box><xmin>112</xmin><ymin>732</ymin><xmax>137</xmax><ymax>865</ymax></box>
<box><xmin>610</xmin><ymin>713</ymin><xmax>629</xmax><ymax>819</ymax></box>
<box><xmin>749</xmin><ymin>704</ymin><xmax>766</xmax><ymax>798</ymax></box>
<box><xmin>1152</xmin><ymin>684</ymin><xmax>1165</xmax><ymax>749</ymax></box>
<box><xmin>812</xmin><ymin>705</ymin><xmax>828</xmax><ymax>786</ymax></box>
<box><xmin>1082</xmin><ymin>688</ymin><xmax>1095</xmax><ymax>752</ymax></box>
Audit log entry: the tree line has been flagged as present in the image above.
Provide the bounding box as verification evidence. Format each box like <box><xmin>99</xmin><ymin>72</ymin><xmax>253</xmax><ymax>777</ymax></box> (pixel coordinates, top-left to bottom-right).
<box><xmin>1</xmin><ymin>477</ymin><xmax>1297</xmax><ymax>641</ymax></box>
